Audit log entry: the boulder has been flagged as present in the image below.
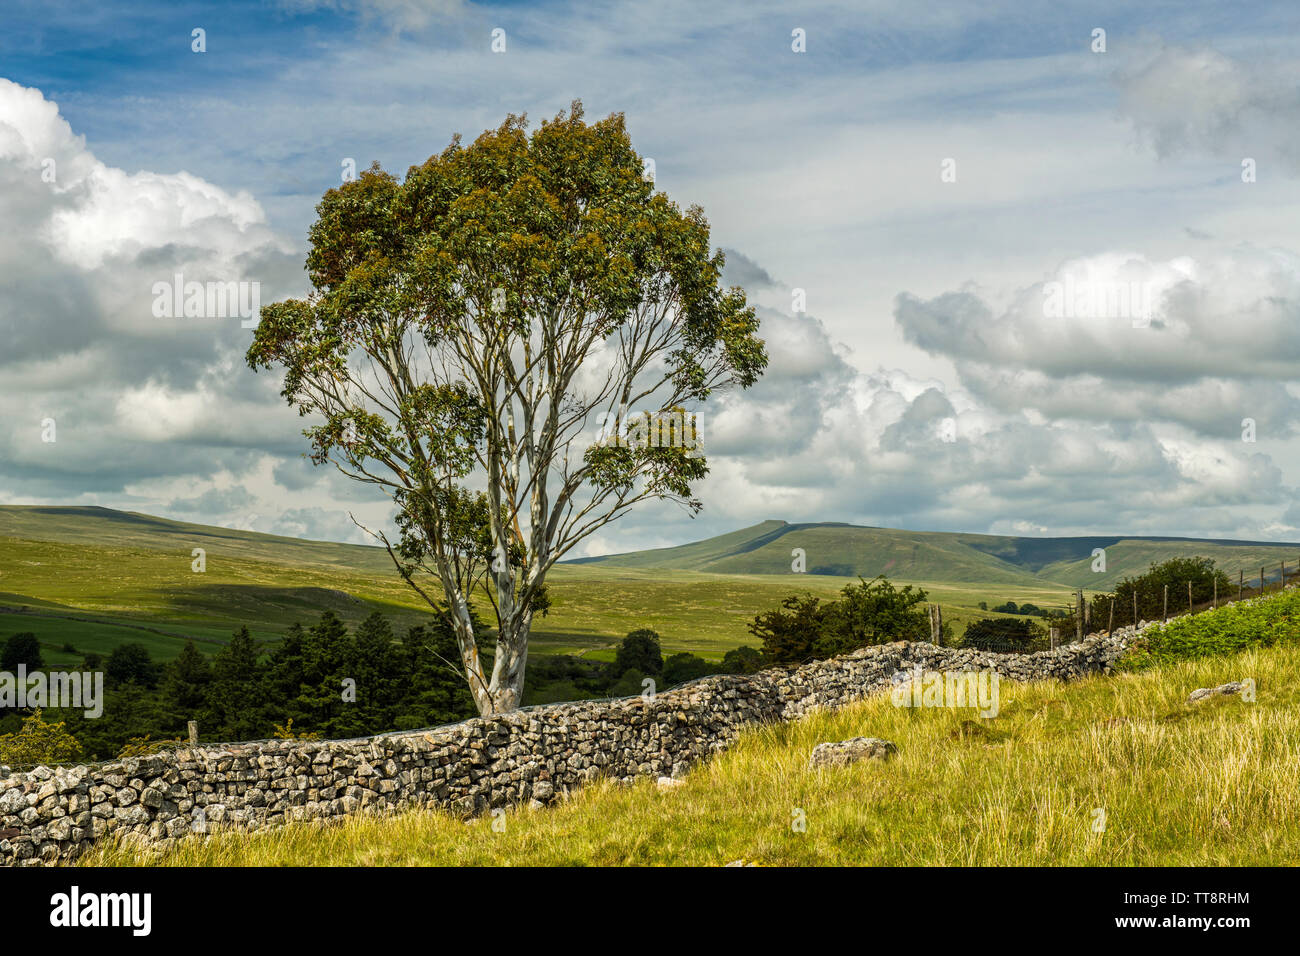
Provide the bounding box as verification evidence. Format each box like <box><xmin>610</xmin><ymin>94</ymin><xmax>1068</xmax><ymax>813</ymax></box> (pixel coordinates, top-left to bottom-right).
<box><xmin>809</xmin><ymin>736</ymin><xmax>897</xmax><ymax>769</ymax></box>
<box><xmin>1188</xmin><ymin>681</ymin><xmax>1246</xmax><ymax>704</ymax></box>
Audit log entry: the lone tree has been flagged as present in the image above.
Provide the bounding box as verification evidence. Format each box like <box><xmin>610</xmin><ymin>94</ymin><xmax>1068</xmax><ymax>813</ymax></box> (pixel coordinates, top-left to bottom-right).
<box><xmin>248</xmin><ymin>103</ymin><xmax>766</xmax><ymax>716</ymax></box>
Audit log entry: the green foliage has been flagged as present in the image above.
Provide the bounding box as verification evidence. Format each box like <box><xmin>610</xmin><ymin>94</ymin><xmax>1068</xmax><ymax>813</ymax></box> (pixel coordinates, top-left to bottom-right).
<box><xmin>161</xmin><ymin>640</ymin><xmax>211</xmax><ymax>718</ymax></box>
<box><xmin>0</xmin><ymin>709</ymin><xmax>83</xmax><ymax>766</ymax></box>
<box><xmin>721</xmin><ymin>644</ymin><xmax>762</xmax><ymax>675</ymax></box>
<box><xmin>117</xmin><ymin>734</ymin><xmax>182</xmax><ymax>759</ymax></box>
<box><xmin>246</xmin><ymin>102</ymin><xmax>767</xmax><ymax>715</ymax></box>
<box><xmin>662</xmin><ymin>652</ymin><xmax>713</xmax><ymax>686</ymax></box>
<box><xmin>272</xmin><ymin>718</ymin><xmax>322</xmax><ymax>741</ymax></box>
<box><xmin>1</xmin><ymin>632</ymin><xmax>43</xmax><ymax>671</ymax></box>
<box><xmin>105</xmin><ymin>642</ymin><xmax>160</xmax><ymax>689</ymax></box>
<box><xmin>1094</xmin><ymin>556</ymin><xmax>1234</xmax><ymax>629</ymax></box>
<box><xmin>749</xmin><ymin>576</ymin><xmax>931</xmax><ymax>665</ymax></box>
<box><xmin>614</xmin><ymin>629</ymin><xmax>663</xmax><ymax>676</ymax></box>
<box><xmin>1120</xmin><ymin>587</ymin><xmax>1300</xmax><ymax>671</ymax></box>
<box><xmin>606</xmin><ymin>667</ymin><xmax>648</xmax><ymax>698</ymax></box>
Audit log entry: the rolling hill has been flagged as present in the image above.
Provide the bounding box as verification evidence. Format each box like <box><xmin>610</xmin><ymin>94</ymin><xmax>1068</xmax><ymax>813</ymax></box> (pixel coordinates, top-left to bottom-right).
<box><xmin>4</xmin><ymin>506</ymin><xmax>1300</xmax><ymax>666</ymax></box>
<box><xmin>568</xmin><ymin>519</ymin><xmax>1300</xmax><ymax>590</ymax></box>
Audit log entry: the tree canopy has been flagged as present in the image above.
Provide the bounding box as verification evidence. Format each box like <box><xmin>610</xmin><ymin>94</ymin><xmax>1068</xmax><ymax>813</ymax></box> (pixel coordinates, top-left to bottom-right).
<box><xmin>248</xmin><ymin>102</ymin><xmax>766</xmax><ymax>714</ymax></box>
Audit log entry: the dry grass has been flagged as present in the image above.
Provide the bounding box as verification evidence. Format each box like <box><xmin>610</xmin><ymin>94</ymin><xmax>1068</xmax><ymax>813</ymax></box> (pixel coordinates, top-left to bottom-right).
<box><xmin>79</xmin><ymin>643</ymin><xmax>1300</xmax><ymax>866</ymax></box>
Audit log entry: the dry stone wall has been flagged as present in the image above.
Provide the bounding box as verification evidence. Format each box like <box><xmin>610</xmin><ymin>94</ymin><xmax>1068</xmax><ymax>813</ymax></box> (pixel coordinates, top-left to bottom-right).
<box><xmin>0</xmin><ymin>625</ymin><xmax>1140</xmax><ymax>865</ymax></box>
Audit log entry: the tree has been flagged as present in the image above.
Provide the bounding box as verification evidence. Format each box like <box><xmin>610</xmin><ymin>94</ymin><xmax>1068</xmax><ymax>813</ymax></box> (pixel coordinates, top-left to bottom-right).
<box><xmin>748</xmin><ymin>593</ymin><xmax>836</xmax><ymax>666</ymax></box>
<box><xmin>161</xmin><ymin>640</ymin><xmax>212</xmax><ymax>718</ymax></box>
<box><xmin>247</xmin><ymin>103</ymin><xmax>766</xmax><ymax>715</ymax></box>
<box><xmin>395</xmin><ymin>615</ymin><xmax>478</xmax><ymax>728</ymax></box>
<box><xmin>1</xmin><ymin>633</ymin><xmax>43</xmax><ymax>672</ymax></box>
<box><xmin>204</xmin><ymin>627</ymin><xmax>265</xmax><ymax>742</ymax></box>
<box><xmin>614</xmin><ymin>628</ymin><xmax>663</xmax><ymax>676</ymax></box>
<box><xmin>823</xmin><ymin>576</ymin><xmax>931</xmax><ymax>654</ymax></box>
<box><xmin>721</xmin><ymin>644</ymin><xmax>762</xmax><ymax>675</ymax></box>
<box><xmin>662</xmin><ymin>651</ymin><xmax>712</xmax><ymax>686</ymax></box>
<box><xmin>750</xmin><ymin>576</ymin><xmax>931</xmax><ymax>665</ymax></box>
<box><xmin>105</xmin><ymin>643</ymin><xmax>159</xmax><ymax>689</ymax></box>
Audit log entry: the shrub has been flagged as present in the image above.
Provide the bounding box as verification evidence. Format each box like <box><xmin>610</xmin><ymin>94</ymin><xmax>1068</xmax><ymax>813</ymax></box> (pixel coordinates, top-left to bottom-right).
<box><xmin>0</xmin><ymin>709</ymin><xmax>83</xmax><ymax>766</ymax></box>
<box><xmin>750</xmin><ymin>576</ymin><xmax>931</xmax><ymax>665</ymax></box>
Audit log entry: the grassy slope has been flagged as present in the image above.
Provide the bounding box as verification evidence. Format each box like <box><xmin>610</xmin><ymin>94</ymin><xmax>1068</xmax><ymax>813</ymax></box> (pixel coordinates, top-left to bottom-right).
<box><xmin>5</xmin><ymin>506</ymin><xmax>1299</xmax><ymax>665</ymax></box>
<box><xmin>577</xmin><ymin>519</ymin><xmax>1300</xmax><ymax>588</ymax></box>
<box><xmin>81</xmin><ymin>639</ymin><xmax>1300</xmax><ymax>866</ymax></box>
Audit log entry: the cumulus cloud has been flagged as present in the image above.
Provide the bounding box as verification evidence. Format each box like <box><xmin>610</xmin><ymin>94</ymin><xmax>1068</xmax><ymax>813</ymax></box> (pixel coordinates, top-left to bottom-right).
<box><xmin>0</xmin><ymin>79</ymin><xmax>385</xmax><ymax>542</ymax></box>
<box><xmin>894</xmin><ymin>248</ymin><xmax>1300</xmax><ymax>437</ymax></box>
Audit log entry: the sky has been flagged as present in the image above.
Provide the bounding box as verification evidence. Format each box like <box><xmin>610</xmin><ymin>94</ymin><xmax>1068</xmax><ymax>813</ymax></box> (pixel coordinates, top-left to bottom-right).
<box><xmin>2</xmin><ymin>0</ymin><xmax>1300</xmax><ymax>555</ymax></box>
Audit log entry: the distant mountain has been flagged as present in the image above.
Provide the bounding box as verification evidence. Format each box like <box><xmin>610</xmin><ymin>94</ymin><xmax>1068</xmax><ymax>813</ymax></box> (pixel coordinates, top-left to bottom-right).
<box><xmin>567</xmin><ymin>519</ymin><xmax>1300</xmax><ymax>589</ymax></box>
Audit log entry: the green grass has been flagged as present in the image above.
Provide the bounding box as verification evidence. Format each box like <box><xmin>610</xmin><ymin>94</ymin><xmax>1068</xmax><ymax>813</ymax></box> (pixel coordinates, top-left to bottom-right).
<box><xmin>80</xmin><ymin>639</ymin><xmax>1300</xmax><ymax>866</ymax></box>
<box><xmin>6</xmin><ymin>505</ymin><xmax>1297</xmax><ymax>665</ymax></box>
<box><xmin>0</xmin><ymin>507</ymin><xmax>1089</xmax><ymax>663</ymax></box>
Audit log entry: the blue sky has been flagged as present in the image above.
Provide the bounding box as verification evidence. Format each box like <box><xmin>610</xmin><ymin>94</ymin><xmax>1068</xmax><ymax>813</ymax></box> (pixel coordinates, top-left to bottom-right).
<box><xmin>3</xmin><ymin>0</ymin><xmax>1300</xmax><ymax>553</ymax></box>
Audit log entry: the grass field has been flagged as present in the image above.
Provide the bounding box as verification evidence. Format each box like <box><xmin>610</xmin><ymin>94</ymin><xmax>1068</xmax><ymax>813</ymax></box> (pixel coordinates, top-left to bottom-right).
<box><xmin>0</xmin><ymin>507</ymin><xmax>1091</xmax><ymax>664</ymax></box>
<box><xmin>5</xmin><ymin>505</ymin><xmax>1297</xmax><ymax>665</ymax></box>
<box><xmin>79</xmin><ymin>638</ymin><xmax>1300</xmax><ymax>866</ymax></box>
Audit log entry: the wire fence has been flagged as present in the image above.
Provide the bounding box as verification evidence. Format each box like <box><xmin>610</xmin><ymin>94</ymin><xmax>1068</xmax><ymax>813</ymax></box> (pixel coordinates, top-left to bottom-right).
<box><xmin>927</xmin><ymin>559</ymin><xmax>1300</xmax><ymax>655</ymax></box>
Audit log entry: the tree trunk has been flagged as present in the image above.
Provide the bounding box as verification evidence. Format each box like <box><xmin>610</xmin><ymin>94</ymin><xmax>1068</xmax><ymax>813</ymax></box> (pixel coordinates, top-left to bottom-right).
<box><xmin>485</xmin><ymin>614</ymin><xmax>531</xmax><ymax>715</ymax></box>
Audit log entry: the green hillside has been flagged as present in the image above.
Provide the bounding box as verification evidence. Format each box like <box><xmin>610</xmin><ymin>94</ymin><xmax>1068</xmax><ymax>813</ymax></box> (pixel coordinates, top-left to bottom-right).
<box><xmin>572</xmin><ymin>519</ymin><xmax>1300</xmax><ymax>590</ymax></box>
<box><xmin>4</xmin><ymin>507</ymin><xmax>1299</xmax><ymax>668</ymax></box>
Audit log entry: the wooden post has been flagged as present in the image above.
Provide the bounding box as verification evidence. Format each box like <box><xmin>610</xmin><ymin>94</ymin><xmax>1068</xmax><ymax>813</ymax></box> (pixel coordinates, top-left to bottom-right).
<box><xmin>1281</xmin><ymin>562</ymin><xmax>1286</xmax><ymax>591</ymax></box>
<box><xmin>1188</xmin><ymin>581</ymin><xmax>1193</xmax><ymax>612</ymax></box>
<box><xmin>1239</xmin><ymin>569</ymin><xmax>1244</xmax><ymax>601</ymax></box>
<box><xmin>187</xmin><ymin>720</ymin><xmax>198</xmax><ymax>745</ymax></box>
<box><xmin>1107</xmin><ymin>598</ymin><xmax>1115</xmax><ymax>634</ymax></box>
<box><xmin>1050</xmin><ymin>626</ymin><xmax>1059</xmax><ymax>650</ymax></box>
<box><xmin>1261</xmin><ymin>567</ymin><xmax>1266</xmax><ymax>595</ymax></box>
<box><xmin>1133</xmin><ymin>591</ymin><xmax>1138</xmax><ymax>626</ymax></box>
<box><xmin>1213</xmin><ymin>577</ymin><xmax>1217</xmax><ymax>609</ymax></box>
<box><xmin>1163</xmin><ymin>585</ymin><xmax>1168</xmax><ymax>622</ymax></box>
<box><xmin>1076</xmin><ymin>589</ymin><xmax>1084</xmax><ymax>643</ymax></box>
<box><xmin>934</xmin><ymin>604</ymin><xmax>943</xmax><ymax>647</ymax></box>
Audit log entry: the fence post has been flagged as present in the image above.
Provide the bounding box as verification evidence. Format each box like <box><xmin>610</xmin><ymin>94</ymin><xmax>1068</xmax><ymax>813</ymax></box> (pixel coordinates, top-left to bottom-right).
<box><xmin>1282</xmin><ymin>562</ymin><xmax>1286</xmax><ymax>591</ymax></box>
<box><xmin>1050</xmin><ymin>626</ymin><xmax>1058</xmax><ymax>650</ymax></box>
<box><xmin>1133</xmin><ymin>591</ymin><xmax>1138</xmax><ymax>626</ymax></box>
<box><xmin>188</xmin><ymin>720</ymin><xmax>199</xmax><ymax>745</ymax></box>
<box><xmin>1239</xmin><ymin>569</ymin><xmax>1244</xmax><ymax>601</ymax></box>
<box><xmin>1261</xmin><ymin>567</ymin><xmax>1266</xmax><ymax>595</ymax></box>
<box><xmin>1107</xmin><ymin>598</ymin><xmax>1115</xmax><ymax>634</ymax></box>
<box><xmin>1213</xmin><ymin>577</ymin><xmax>1217</xmax><ymax>609</ymax></box>
<box><xmin>1163</xmin><ymin>585</ymin><xmax>1168</xmax><ymax>622</ymax></box>
<box><xmin>1188</xmin><ymin>581</ymin><xmax>1193</xmax><ymax>612</ymax></box>
<box><xmin>1076</xmin><ymin>589</ymin><xmax>1084</xmax><ymax>642</ymax></box>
